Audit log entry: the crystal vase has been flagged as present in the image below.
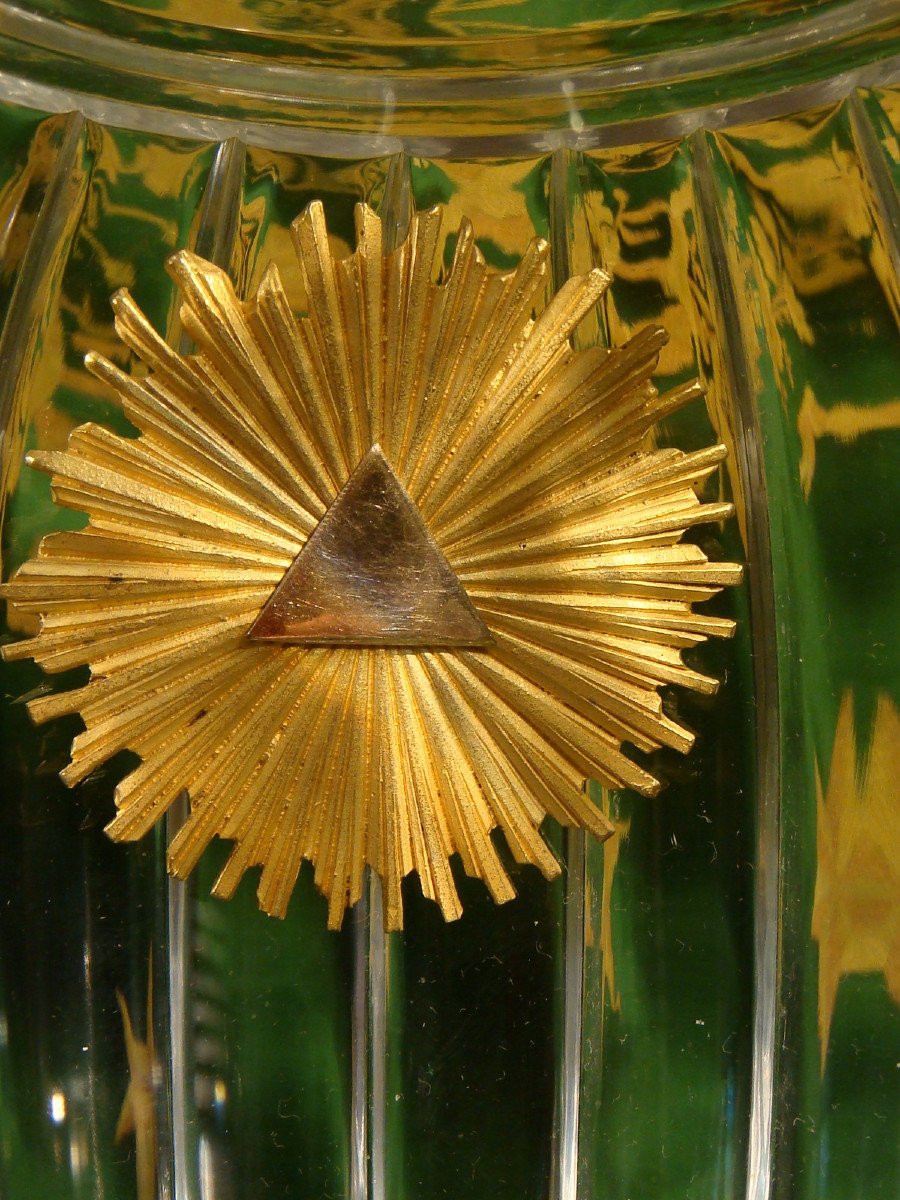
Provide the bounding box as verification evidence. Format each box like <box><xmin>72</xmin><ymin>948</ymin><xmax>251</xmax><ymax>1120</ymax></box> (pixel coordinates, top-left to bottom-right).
<box><xmin>0</xmin><ymin>4</ymin><xmax>897</xmax><ymax>1199</ymax></box>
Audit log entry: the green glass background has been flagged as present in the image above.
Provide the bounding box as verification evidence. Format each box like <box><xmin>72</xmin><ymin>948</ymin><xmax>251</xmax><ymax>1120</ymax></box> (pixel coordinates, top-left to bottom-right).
<box><xmin>0</xmin><ymin>7</ymin><xmax>897</xmax><ymax>1199</ymax></box>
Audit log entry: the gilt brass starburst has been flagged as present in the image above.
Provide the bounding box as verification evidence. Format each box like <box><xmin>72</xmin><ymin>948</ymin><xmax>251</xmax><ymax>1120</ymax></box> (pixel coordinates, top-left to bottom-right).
<box><xmin>1</xmin><ymin>201</ymin><xmax>741</xmax><ymax>929</ymax></box>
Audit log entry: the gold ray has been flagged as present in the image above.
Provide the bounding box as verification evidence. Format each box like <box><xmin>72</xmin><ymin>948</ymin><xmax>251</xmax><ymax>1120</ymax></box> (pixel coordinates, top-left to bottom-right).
<box><xmin>1</xmin><ymin>200</ymin><xmax>741</xmax><ymax>929</ymax></box>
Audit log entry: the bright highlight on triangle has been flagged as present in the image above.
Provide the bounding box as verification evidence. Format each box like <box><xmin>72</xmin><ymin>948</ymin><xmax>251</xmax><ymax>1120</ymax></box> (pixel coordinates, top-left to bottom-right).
<box><xmin>249</xmin><ymin>445</ymin><xmax>492</xmax><ymax>647</ymax></box>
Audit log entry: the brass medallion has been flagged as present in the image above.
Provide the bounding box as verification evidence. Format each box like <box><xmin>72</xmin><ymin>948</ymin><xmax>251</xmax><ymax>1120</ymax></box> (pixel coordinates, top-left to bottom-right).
<box><xmin>1</xmin><ymin>200</ymin><xmax>741</xmax><ymax>929</ymax></box>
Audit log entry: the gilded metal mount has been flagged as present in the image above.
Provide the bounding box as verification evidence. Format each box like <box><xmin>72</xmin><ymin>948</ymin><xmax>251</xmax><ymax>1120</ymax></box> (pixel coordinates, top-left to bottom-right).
<box><xmin>1</xmin><ymin>200</ymin><xmax>741</xmax><ymax>929</ymax></box>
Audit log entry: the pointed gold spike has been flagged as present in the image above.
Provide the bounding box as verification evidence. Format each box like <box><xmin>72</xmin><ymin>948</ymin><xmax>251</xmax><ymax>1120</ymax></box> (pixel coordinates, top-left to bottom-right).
<box><xmin>249</xmin><ymin>445</ymin><xmax>492</xmax><ymax>648</ymax></box>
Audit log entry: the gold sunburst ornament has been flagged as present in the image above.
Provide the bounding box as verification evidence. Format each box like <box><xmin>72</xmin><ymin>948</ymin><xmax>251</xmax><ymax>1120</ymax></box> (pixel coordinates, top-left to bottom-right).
<box><xmin>2</xmin><ymin>201</ymin><xmax>741</xmax><ymax>930</ymax></box>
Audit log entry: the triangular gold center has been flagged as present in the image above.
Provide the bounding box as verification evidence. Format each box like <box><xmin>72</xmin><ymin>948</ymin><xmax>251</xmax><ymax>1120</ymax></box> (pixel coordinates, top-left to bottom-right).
<box><xmin>248</xmin><ymin>445</ymin><xmax>492</xmax><ymax>647</ymax></box>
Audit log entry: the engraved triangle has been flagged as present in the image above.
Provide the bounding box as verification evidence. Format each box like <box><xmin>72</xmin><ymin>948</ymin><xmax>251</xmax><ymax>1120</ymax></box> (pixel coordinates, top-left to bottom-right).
<box><xmin>248</xmin><ymin>445</ymin><xmax>492</xmax><ymax>647</ymax></box>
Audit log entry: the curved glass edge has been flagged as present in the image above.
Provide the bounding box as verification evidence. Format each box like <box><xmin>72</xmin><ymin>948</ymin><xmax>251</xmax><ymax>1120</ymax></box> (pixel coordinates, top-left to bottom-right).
<box><xmin>0</xmin><ymin>1</ymin><xmax>897</xmax><ymax>144</ymax></box>
<box><xmin>1</xmin><ymin>0</ymin><xmax>880</xmax><ymax>73</ymax></box>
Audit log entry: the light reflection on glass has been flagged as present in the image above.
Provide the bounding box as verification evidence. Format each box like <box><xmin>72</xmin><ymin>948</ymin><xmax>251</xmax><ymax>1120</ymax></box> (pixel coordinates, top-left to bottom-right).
<box><xmin>68</xmin><ymin>1119</ymin><xmax>89</xmax><ymax>1181</ymax></box>
<box><xmin>49</xmin><ymin>1088</ymin><xmax>67</xmax><ymax>1125</ymax></box>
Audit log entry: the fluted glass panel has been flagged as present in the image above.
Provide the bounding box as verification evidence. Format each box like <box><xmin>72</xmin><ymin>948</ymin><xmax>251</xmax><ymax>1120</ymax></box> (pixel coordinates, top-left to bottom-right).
<box><xmin>708</xmin><ymin>97</ymin><xmax>900</xmax><ymax>1200</ymax></box>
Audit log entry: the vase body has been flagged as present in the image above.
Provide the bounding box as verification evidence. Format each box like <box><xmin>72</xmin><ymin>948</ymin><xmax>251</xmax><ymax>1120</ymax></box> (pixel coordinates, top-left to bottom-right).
<box><xmin>0</xmin><ymin>4</ymin><xmax>898</xmax><ymax>1199</ymax></box>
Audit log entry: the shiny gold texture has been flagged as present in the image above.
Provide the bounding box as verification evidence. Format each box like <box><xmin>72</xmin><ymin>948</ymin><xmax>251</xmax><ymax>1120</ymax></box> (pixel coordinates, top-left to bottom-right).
<box><xmin>115</xmin><ymin>977</ymin><xmax>157</xmax><ymax>1200</ymax></box>
<box><xmin>812</xmin><ymin>691</ymin><xmax>900</xmax><ymax>1071</ymax></box>
<box><xmin>1</xmin><ymin>200</ymin><xmax>741</xmax><ymax>929</ymax></box>
<box><xmin>249</xmin><ymin>444</ymin><xmax>491</xmax><ymax>646</ymax></box>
